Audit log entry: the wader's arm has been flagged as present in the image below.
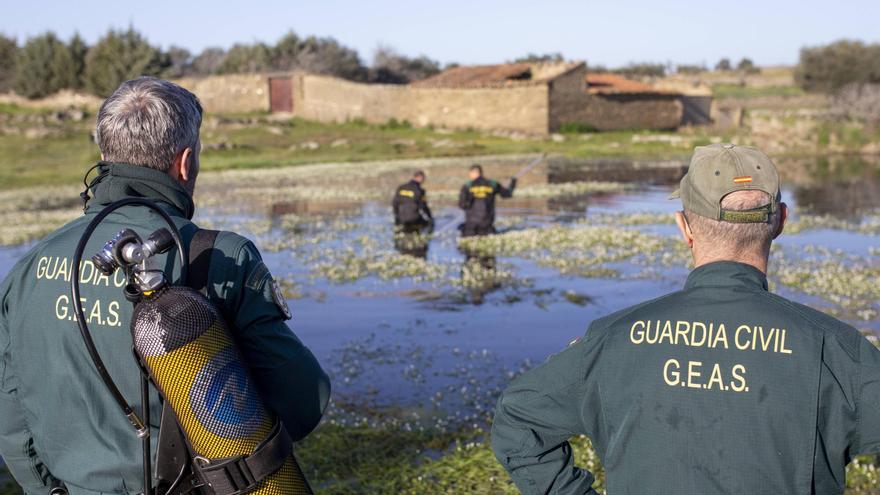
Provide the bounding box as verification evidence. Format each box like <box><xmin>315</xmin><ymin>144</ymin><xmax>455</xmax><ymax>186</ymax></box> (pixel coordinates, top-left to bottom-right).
<box><xmin>491</xmin><ymin>333</ymin><xmax>607</xmax><ymax>495</ymax></box>
<box><xmin>496</xmin><ymin>179</ymin><xmax>516</xmax><ymax>199</ymax></box>
<box><xmin>418</xmin><ymin>191</ymin><xmax>433</xmax><ymax>223</ymax></box>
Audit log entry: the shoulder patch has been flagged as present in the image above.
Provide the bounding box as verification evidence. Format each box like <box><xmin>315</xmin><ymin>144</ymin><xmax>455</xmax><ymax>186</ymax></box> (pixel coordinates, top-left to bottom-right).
<box><xmin>271</xmin><ymin>278</ymin><xmax>292</xmax><ymax>320</ymax></box>
<box><xmin>246</xmin><ymin>261</ymin><xmax>271</xmax><ymax>290</ymax></box>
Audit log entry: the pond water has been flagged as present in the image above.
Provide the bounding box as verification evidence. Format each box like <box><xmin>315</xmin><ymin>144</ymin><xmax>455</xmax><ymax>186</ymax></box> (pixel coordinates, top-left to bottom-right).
<box><xmin>2</xmin><ymin>154</ymin><xmax>879</xmax><ymax>431</ymax></box>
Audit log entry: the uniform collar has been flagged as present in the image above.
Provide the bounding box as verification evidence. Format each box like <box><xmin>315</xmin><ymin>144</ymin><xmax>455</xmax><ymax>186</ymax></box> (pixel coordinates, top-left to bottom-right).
<box><xmin>684</xmin><ymin>261</ymin><xmax>768</xmax><ymax>292</ymax></box>
<box><xmin>84</xmin><ymin>162</ymin><xmax>195</xmax><ymax>219</ymax></box>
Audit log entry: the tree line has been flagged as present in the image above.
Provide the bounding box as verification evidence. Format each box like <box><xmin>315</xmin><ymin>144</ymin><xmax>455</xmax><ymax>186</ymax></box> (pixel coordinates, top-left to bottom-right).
<box><xmin>1</xmin><ymin>29</ymin><xmax>877</xmax><ymax>100</ymax></box>
<box><xmin>0</xmin><ymin>28</ymin><xmax>444</xmax><ymax>99</ymax></box>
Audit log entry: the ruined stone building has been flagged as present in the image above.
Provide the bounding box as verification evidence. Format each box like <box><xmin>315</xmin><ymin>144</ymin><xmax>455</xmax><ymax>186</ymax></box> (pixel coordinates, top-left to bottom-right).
<box><xmin>176</xmin><ymin>62</ymin><xmax>707</xmax><ymax>135</ymax></box>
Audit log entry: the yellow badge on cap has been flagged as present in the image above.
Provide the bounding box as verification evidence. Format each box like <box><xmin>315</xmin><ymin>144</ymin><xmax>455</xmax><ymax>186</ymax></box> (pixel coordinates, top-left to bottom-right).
<box><xmin>733</xmin><ymin>176</ymin><xmax>753</xmax><ymax>184</ymax></box>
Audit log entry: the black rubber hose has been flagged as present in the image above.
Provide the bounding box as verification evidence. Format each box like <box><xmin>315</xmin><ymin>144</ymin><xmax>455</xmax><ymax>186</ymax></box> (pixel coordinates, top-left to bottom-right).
<box><xmin>70</xmin><ymin>197</ymin><xmax>188</xmax><ymax>433</ymax></box>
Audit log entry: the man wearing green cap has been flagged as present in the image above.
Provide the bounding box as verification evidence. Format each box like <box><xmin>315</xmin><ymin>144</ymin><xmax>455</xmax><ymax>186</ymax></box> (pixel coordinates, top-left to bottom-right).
<box><xmin>491</xmin><ymin>143</ymin><xmax>880</xmax><ymax>494</ymax></box>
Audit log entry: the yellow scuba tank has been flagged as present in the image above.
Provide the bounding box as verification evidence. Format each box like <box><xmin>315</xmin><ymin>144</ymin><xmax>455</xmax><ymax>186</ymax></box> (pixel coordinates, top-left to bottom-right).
<box><xmin>75</xmin><ymin>198</ymin><xmax>313</xmax><ymax>495</ymax></box>
<box><xmin>132</xmin><ymin>285</ymin><xmax>312</xmax><ymax>494</ymax></box>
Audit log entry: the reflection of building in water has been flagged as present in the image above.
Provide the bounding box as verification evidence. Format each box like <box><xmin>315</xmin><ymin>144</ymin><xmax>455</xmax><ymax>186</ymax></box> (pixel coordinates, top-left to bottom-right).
<box><xmin>548</xmin><ymin>157</ymin><xmax>687</xmax><ymax>185</ymax></box>
<box><xmin>777</xmin><ymin>156</ymin><xmax>880</xmax><ymax>218</ymax></box>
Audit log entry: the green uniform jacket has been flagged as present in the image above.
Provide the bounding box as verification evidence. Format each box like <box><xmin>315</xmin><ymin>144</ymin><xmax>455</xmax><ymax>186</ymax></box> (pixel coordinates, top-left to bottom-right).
<box><xmin>491</xmin><ymin>261</ymin><xmax>880</xmax><ymax>494</ymax></box>
<box><xmin>0</xmin><ymin>163</ymin><xmax>331</xmax><ymax>494</ymax></box>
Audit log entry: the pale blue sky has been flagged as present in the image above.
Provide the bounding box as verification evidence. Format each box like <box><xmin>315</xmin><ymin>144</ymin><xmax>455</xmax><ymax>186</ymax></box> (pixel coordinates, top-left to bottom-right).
<box><xmin>3</xmin><ymin>0</ymin><xmax>878</xmax><ymax>67</ymax></box>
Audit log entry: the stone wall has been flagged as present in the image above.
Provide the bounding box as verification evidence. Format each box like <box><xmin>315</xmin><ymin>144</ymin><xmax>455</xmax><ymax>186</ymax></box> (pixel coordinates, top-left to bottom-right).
<box><xmin>548</xmin><ymin>65</ymin><xmax>682</xmax><ymax>131</ymax></box>
<box><xmin>172</xmin><ymin>71</ymin><xmax>681</xmax><ymax>133</ymax></box>
<box><xmin>294</xmin><ymin>74</ymin><xmax>550</xmax><ymax>135</ymax></box>
<box><xmin>547</xmin><ymin>65</ymin><xmax>589</xmax><ymax>130</ymax></box>
<box><xmin>580</xmin><ymin>94</ymin><xmax>683</xmax><ymax>131</ymax></box>
<box><xmin>174</xmin><ymin>74</ymin><xmax>270</xmax><ymax>114</ymax></box>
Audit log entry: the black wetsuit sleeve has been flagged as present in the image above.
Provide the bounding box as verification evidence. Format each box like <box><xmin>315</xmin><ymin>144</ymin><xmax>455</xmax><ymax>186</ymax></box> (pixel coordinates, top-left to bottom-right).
<box><xmin>496</xmin><ymin>181</ymin><xmax>515</xmax><ymax>199</ymax></box>
<box><xmin>459</xmin><ymin>184</ymin><xmax>472</xmax><ymax>210</ymax></box>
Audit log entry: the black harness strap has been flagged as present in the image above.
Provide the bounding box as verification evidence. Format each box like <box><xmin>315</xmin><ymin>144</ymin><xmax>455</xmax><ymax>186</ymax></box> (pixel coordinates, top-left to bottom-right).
<box><xmin>194</xmin><ymin>422</ymin><xmax>294</xmax><ymax>495</ymax></box>
<box><xmin>155</xmin><ymin>229</ymin><xmax>220</xmax><ymax>492</ymax></box>
<box><xmin>188</xmin><ymin>230</ymin><xmax>219</xmax><ymax>293</ymax></box>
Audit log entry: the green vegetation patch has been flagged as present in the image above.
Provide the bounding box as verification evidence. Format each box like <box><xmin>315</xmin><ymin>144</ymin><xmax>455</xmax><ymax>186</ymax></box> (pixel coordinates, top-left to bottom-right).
<box><xmin>459</xmin><ymin>224</ymin><xmax>688</xmax><ymax>278</ymax></box>
<box><xmin>774</xmin><ymin>246</ymin><xmax>880</xmax><ymax>321</ymax></box>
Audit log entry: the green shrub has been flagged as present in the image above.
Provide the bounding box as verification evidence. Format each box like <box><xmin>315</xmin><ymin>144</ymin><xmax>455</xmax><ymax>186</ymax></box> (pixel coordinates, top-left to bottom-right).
<box><xmin>614</xmin><ymin>63</ymin><xmax>666</xmax><ymax>78</ymax></box>
<box><xmin>83</xmin><ymin>27</ymin><xmax>169</xmax><ymax>97</ymax></box>
<box><xmin>715</xmin><ymin>58</ymin><xmax>732</xmax><ymax>71</ymax></box>
<box><xmin>676</xmin><ymin>64</ymin><xmax>705</xmax><ymax>75</ymax></box>
<box><xmin>381</xmin><ymin>118</ymin><xmax>413</xmax><ymax>130</ymax></box>
<box><xmin>796</xmin><ymin>40</ymin><xmax>880</xmax><ymax>93</ymax></box>
<box><xmin>217</xmin><ymin>43</ymin><xmax>272</xmax><ymax>74</ymax></box>
<box><xmin>559</xmin><ymin>122</ymin><xmax>598</xmax><ymax>134</ymax></box>
<box><xmin>0</xmin><ymin>35</ymin><xmax>16</xmax><ymax>93</ymax></box>
<box><xmin>13</xmin><ymin>32</ymin><xmax>75</xmax><ymax>99</ymax></box>
<box><xmin>737</xmin><ymin>58</ymin><xmax>760</xmax><ymax>74</ymax></box>
<box><xmin>68</xmin><ymin>33</ymin><xmax>87</xmax><ymax>90</ymax></box>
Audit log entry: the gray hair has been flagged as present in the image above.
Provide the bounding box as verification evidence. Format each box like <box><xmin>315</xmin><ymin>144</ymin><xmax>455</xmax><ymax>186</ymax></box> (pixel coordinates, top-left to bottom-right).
<box><xmin>96</xmin><ymin>77</ymin><xmax>203</xmax><ymax>172</ymax></box>
<box><xmin>686</xmin><ymin>190</ymin><xmax>781</xmax><ymax>254</ymax></box>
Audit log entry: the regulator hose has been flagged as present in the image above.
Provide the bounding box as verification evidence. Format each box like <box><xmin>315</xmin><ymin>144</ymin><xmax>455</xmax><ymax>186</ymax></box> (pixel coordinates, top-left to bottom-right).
<box><xmin>70</xmin><ymin>197</ymin><xmax>188</xmax><ymax>495</ymax></box>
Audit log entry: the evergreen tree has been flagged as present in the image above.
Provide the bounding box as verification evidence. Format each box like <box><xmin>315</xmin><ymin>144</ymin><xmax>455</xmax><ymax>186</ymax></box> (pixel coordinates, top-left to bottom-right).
<box><xmin>0</xmin><ymin>35</ymin><xmax>16</xmax><ymax>93</ymax></box>
<box><xmin>272</xmin><ymin>31</ymin><xmax>301</xmax><ymax>71</ymax></box>
<box><xmin>191</xmin><ymin>47</ymin><xmax>226</xmax><ymax>75</ymax></box>
<box><xmin>715</xmin><ymin>58</ymin><xmax>732</xmax><ymax>71</ymax></box>
<box><xmin>371</xmin><ymin>46</ymin><xmax>440</xmax><ymax>83</ymax></box>
<box><xmin>84</xmin><ymin>27</ymin><xmax>169</xmax><ymax>97</ymax></box>
<box><xmin>163</xmin><ymin>46</ymin><xmax>192</xmax><ymax>78</ymax></box>
<box><xmin>68</xmin><ymin>33</ymin><xmax>88</xmax><ymax>89</ymax></box>
<box><xmin>14</xmin><ymin>32</ymin><xmax>74</xmax><ymax>98</ymax></box>
<box><xmin>796</xmin><ymin>40</ymin><xmax>880</xmax><ymax>92</ymax></box>
<box><xmin>217</xmin><ymin>43</ymin><xmax>272</xmax><ymax>74</ymax></box>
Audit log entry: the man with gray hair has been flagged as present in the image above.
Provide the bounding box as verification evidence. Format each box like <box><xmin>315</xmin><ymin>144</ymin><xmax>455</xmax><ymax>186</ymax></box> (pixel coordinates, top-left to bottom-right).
<box><xmin>0</xmin><ymin>77</ymin><xmax>330</xmax><ymax>494</ymax></box>
<box><xmin>491</xmin><ymin>144</ymin><xmax>880</xmax><ymax>494</ymax></box>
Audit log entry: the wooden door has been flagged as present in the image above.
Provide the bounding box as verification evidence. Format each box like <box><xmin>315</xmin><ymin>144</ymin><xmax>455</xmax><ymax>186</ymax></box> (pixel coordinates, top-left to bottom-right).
<box><xmin>269</xmin><ymin>77</ymin><xmax>293</xmax><ymax>113</ymax></box>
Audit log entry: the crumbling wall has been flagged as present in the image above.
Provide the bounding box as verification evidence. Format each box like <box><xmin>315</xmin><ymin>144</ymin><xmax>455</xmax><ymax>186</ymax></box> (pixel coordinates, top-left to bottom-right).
<box><xmin>578</xmin><ymin>94</ymin><xmax>684</xmax><ymax>131</ymax></box>
<box><xmin>549</xmin><ymin>65</ymin><xmax>683</xmax><ymax>131</ymax></box>
<box><xmin>174</xmin><ymin>74</ymin><xmax>269</xmax><ymax>114</ymax></box>
<box><xmin>294</xmin><ymin>74</ymin><xmax>550</xmax><ymax>135</ymax></box>
<box><xmin>172</xmin><ymin>71</ymin><xmax>680</xmax><ymax>133</ymax></box>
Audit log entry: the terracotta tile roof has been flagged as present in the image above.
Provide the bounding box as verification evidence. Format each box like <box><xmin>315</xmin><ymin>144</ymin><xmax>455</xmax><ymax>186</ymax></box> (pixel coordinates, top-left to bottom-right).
<box><xmin>586</xmin><ymin>73</ymin><xmax>678</xmax><ymax>95</ymax></box>
<box><xmin>413</xmin><ymin>62</ymin><xmax>581</xmax><ymax>89</ymax></box>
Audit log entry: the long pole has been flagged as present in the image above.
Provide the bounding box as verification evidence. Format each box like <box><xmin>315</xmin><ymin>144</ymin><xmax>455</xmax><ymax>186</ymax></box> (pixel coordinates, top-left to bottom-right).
<box><xmin>511</xmin><ymin>153</ymin><xmax>547</xmax><ymax>179</ymax></box>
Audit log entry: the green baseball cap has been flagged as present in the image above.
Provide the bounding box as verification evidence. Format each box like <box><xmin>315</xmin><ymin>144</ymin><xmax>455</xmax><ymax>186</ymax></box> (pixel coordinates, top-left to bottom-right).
<box><xmin>671</xmin><ymin>143</ymin><xmax>781</xmax><ymax>223</ymax></box>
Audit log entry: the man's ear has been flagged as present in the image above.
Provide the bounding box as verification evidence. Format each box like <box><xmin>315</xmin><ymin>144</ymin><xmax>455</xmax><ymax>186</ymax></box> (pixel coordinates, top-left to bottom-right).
<box><xmin>675</xmin><ymin>211</ymin><xmax>695</xmax><ymax>248</ymax></box>
<box><xmin>169</xmin><ymin>148</ymin><xmax>193</xmax><ymax>183</ymax></box>
<box><xmin>773</xmin><ymin>203</ymin><xmax>788</xmax><ymax>239</ymax></box>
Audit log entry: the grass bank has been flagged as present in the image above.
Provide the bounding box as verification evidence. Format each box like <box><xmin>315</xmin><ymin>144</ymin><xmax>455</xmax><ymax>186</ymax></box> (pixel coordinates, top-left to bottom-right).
<box><xmin>0</xmin><ymin>105</ymin><xmax>734</xmax><ymax>190</ymax></box>
<box><xmin>3</xmin><ymin>421</ymin><xmax>878</xmax><ymax>494</ymax></box>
